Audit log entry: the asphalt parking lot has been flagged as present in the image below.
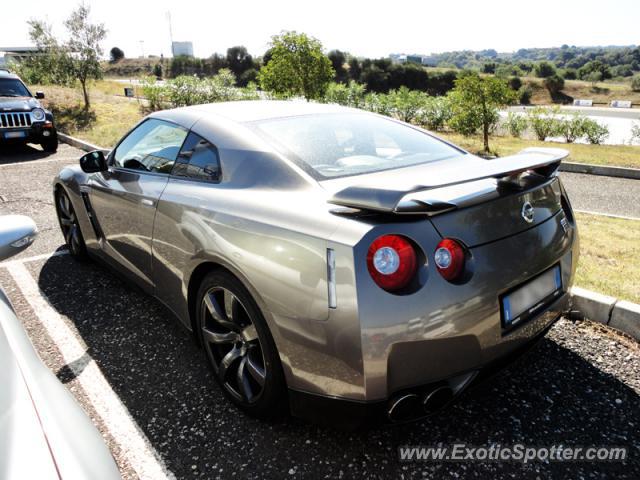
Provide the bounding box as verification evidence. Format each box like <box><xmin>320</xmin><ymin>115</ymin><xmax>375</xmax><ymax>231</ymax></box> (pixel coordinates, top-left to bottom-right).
<box><xmin>1</xmin><ymin>143</ymin><xmax>639</xmax><ymax>479</ymax></box>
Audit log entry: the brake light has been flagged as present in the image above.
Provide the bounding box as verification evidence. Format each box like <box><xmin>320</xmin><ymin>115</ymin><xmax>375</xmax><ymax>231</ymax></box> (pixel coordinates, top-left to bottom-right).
<box><xmin>367</xmin><ymin>235</ymin><xmax>417</xmax><ymax>292</ymax></box>
<box><xmin>434</xmin><ymin>238</ymin><xmax>466</xmax><ymax>281</ymax></box>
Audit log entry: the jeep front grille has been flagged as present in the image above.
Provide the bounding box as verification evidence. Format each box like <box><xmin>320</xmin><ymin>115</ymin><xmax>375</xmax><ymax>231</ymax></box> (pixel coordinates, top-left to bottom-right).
<box><xmin>0</xmin><ymin>112</ymin><xmax>33</xmax><ymax>129</ymax></box>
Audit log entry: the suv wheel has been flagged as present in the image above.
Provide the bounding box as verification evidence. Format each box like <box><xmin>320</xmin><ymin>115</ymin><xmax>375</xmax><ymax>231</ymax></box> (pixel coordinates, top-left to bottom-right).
<box><xmin>41</xmin><ymin>132</ymin><xmax>58</xmax><ymax>153</ymax></box>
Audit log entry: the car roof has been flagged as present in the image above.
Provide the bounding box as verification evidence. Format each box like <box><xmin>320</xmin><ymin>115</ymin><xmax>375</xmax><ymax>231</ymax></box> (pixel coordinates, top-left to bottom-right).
<box><xmin>184</xmin><ymin>100</ymin><xmax>360</xmax><ymax>123</ymax></box>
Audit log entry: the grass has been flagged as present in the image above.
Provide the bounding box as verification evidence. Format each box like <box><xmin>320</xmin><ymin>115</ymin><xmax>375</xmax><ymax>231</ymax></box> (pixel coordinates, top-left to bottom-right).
<box><xmin>515</xmin><ymin>77</ymin><xmax>640</xmax><ymax>106</ymax></box>
<box><xmin>35</xmin><ymin>82</ymin><xmax>143</xmax><ymax>148</ymax></box>
<box><xmin>438</xmin><ymin>132</ymin><xmax>640</xmax><ymax>169</ymax></box>
<box><xmin>574</xmin><ymin>212</ymin><xmax>640</xmax><ymax>304</ymax></box>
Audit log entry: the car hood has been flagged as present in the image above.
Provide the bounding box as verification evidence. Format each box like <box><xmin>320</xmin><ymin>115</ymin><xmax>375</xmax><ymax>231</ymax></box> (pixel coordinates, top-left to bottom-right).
<box><xmin>0</xmin><ymin>96</ymin><xmax>40</xmax><ymax>111</ymax></box>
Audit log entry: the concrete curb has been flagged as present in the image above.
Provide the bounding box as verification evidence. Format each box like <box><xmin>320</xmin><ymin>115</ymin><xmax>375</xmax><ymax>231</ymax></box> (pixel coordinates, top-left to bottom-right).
<box><xmin>560</xmin><ymin>162</ymin><xmax>640</xmax><ymax>180</ymax></box>
<box><xmin>571</xmin><ymin>287</ymin><xmax>640</xmax><ymax>342</ymax></box>
<box><xmin>58</xmin><ymin>132</ymin><xmax>109</xmax><ymax>153</ymax></box>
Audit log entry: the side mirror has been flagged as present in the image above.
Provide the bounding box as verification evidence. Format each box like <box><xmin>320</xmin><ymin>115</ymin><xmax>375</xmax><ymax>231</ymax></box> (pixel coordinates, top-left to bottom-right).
<box><xmin>35</xmin><ymin>91</ymin><xmax>45</xmax><ymax>99</ymax></box>
<box><xmin>0</xmin><ymin>215</ymin><xmax>37</xmax><ymax>261</ymax></box>
<box><xmin>80</xmin><ymin>150</ymin><xmax>108</xmax><ymax>173</ymax></box>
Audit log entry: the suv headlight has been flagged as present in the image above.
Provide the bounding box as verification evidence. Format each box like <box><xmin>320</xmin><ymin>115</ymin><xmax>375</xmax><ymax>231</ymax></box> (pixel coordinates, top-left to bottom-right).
<box><xmin>31</xmin><ymin>108</ymin><xmax>45</xmax><ymax>121</ymax></box>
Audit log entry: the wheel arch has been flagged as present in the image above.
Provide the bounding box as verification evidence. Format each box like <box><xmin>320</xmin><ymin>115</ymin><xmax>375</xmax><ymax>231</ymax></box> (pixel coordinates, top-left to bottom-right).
<box><xmin>186</xmin><ymin>260</ymin><xmax>277</xmax><ymax>348</ymax></box>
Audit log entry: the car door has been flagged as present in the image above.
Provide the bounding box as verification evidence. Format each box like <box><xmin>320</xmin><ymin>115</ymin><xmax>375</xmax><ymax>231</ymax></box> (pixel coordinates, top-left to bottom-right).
<box><xmin>87</xmin><ymin>118</ymin><xmax>188</xmax><ymax>291</ymax></box>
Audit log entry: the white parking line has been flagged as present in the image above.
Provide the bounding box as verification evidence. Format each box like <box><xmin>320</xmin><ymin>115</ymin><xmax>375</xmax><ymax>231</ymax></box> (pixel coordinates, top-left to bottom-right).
<box><xmin>5</xmin><ymin>260</ymin><xmax>174</xmax><ymax>480</ymax></box>
<box><xmin>0</xmin><ymin>156</ymin><xmax>79</xmax><ymax>168</ymax></box>
<box><xmin>0</xmin><ymin>249</ymin><xmax>69</xmax><ymax>268</ymax></box>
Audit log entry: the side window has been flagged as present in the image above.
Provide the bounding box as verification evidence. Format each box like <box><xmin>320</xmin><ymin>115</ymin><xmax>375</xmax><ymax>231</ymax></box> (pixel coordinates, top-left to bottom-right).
<box><xmin>113</xmin><ymin>119</ymin><xmax>187</xmax><ymax>174</ymax></box>
<box><xmin>173</xmin><ymin>133</ymin><xmax>221</xmax><ymax>182</ymax></box>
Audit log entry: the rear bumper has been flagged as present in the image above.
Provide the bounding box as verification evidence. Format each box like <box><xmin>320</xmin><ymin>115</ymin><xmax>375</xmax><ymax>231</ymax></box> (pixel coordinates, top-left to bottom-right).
<box><xmin>289</xmin><ymin>301</ymin><xmax>566</xmax><ymax>428</ymax></box>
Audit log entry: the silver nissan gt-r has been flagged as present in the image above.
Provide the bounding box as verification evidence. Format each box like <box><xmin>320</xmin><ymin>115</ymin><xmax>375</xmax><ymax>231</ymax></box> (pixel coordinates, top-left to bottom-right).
<box><xmin>53</xmin><ymin>100</ymin><xmax>578</xmax><ymax>425</ymax></box>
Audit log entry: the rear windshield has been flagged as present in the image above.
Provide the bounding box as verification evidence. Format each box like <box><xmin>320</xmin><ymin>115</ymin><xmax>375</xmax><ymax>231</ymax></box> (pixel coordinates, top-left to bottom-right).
<box><xmin>251</xmin><ymin>112</ymin><xmax>463</xmax><ymax>179</ymax></box>
<box><xmin>0</xmin><ymin>78</ymin><xmax>31</xmax><ymax>97</ymax></box>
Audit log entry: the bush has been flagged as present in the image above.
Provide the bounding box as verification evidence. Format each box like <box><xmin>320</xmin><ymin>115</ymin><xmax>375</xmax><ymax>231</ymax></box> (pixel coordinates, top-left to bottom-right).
<box><xmin>556</xmin><ymin>114</ymin><xmax>587</xmax><ymax>143</ymax></box>
<box><xmin>508</xmin><ymin>76</ymin><xmax>522</xmax><ymax>91</ymax></box>
<box><xmin>363</xmin><ymin>92</ymin><xmax>393</xmax><ymax>116</ymax></box>
<box><xmin>323</xmin><ymin>81</ymin><xmax>366</xmax><ymax>108</ymax></box>
<box><xmin>544</xmin><ymin>74</ymin><xmax>565</xmax><ymax>94</ymax></box>
<box><xmin>632</xmin><ymin>74</ymin><xmax>640</xmax><ymax>92</ymax></box>
<box><xmin>527</xmin><ymin>106</ymin><xmax>562</xmax><ymax>141</ymax></box>
<box><xmin>631</xmin><ymin>122</ymin><xmax>640</xmax><ymax>144</ymax></box>
<box><xmin>416</xmin><ymin>96</ymin><xmax>452</xmax><ymax>131</ymax></box>
<box><xmin>504</xmin><ymin>112</ymin><xmax>528</xmax><ymax>138</ymax></box>
<box><xmin>562</xmin><ymin>68</ymin><xmax>577</xmax><ymax>80</ymax></box>
<box><xmin>140</xmin><ymin>70</ymin><xmax>258</xmax><ymax>111</ymax></box>
<box><xmin>534</xmin><ymin>61</ymin><xmax>556</xmax><ymax>78</ymax></box>
<box><xmin>582</xmin><ymin>119</ymin><xmax>609</xmax><ymax>144</ymax></box>
<box><xmin>152</xmin><ymin>63</ymin><xmax>162</xmax><ymax>79</ymax></box>
<box><xmin>387</xmin><ymin>86</ymin><xmax>429</xmax><ymax>123</ymax></box>
<box><xmin>517</xmin><ymin>85</ymin><xmax>533</xmax><ymax>105</ymax></box>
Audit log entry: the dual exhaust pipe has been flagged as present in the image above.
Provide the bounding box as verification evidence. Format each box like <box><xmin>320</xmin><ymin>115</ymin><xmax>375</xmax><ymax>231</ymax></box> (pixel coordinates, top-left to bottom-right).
<box><xmin>387</xmin><ymin>386</ymin><xmax>454</xmax><ymax>422</ymax></box>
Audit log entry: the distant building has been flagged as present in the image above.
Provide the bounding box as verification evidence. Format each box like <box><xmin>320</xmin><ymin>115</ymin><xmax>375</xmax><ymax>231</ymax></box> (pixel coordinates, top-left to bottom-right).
<box><xmin>406</xmin><ymin>55</ymin><xmax>423</xmax><ymax>65</ymax></box>
<box><xmin>172</xmin><ymin>41</ymin><xmax>194</xmax><ymax>57</ymax></box>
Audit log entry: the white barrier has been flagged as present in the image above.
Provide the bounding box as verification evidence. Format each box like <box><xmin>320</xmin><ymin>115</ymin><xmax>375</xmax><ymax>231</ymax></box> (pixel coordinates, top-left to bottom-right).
<box><xmin>610</xmin><ymin>100</ymin><xmax>632</xmax><ymax>108</ymax></box>
<box><xmin>573</xmin><ymin>99</ymin><xmax>593</xmax><ymax>107</ymax></box>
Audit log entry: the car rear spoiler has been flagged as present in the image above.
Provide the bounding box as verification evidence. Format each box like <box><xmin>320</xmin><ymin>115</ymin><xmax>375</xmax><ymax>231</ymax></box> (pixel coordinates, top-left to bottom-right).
<box><xmin>328</xmin><ymin>148</ymin><xmax>568</xmax><ymax>215</ymax></box>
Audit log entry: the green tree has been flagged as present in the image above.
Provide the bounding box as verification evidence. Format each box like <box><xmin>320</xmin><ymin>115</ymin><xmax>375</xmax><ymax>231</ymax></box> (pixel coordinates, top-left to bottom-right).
<box><xmin>328</xmin><ymin>50</ymin><xmax>348</xmax><ymax>83</ymax></box>
<box><xmin>258</xmin><ymin>31</ymin><xmax>334</xmax><ymax>100</ymax></box>
<box><xmin>64</xmin><ymin>4</ymin><xmax>107</xmax><ymax>110</ymax></box>
<box><xmin>226</xmin><ymin>46</ymin><xmax>254</xmax><ymax>78</ymax></box>
<box><xmin>24</xmin><ymin>5</ymin><xmax>105</xmax><ymax>110</ymax></box>
<box><xmin>448</xmin><ymin>73</ymin><xmax>516</xmax><ymax>153</ymax></box>
<box><xmin>544</xmin><ymin>74</ymin><xmax>565</xmax><ymax>94</ymax></box>
<box><xmin>534</xmin><ymin>61</ymin><xmax>557</xmax><ymax>78</ymax></box>
<box><xmin>109</xmin><ymin>46</ymin><xmax>124</xmax><ymax>63</ymax></box>
<box><xmin>631</xmin><ymin>74</ymin><xmax>640</xmax><ymax>92</ymax></box>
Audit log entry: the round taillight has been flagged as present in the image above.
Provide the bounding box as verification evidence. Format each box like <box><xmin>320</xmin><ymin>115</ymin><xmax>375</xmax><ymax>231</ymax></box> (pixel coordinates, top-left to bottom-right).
<box><xmin>434</xmin><ymin>238</ymin><xmax>466</xmax><ymax>281</ymax></box>
<box><xmin>367</xmin><ymin>235</ymin><xmax>417</xmax><ymax>292</ymax></box>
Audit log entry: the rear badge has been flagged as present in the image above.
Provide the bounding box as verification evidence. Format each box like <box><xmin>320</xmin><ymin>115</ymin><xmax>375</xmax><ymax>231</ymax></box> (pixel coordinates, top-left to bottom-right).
<box><xmin>521</xmin><ymin>201</ymin><xmax>534</xmax><ymax>223</ymax></box>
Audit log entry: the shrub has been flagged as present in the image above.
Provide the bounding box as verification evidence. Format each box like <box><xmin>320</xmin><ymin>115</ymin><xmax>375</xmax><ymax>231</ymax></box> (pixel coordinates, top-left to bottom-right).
<box><xmin>562</xmin><ymin>68</ymin><xmax>577</xmax><ymax>80</ymax></box>
<box><xmin>323</xmin><ymin>81</ymin><xmax>366</xmax><ymax>108</ymax></box>
<box><xmin>152</xmin><ymin>63</ymin><xmax>162</xmax><ymax>79</ymax></box>
<box><xmin>630</xmin><ymin>122</ymin><xmax>640</xmax><ymax>144</ymax></box>
<box><xmin>504</xmin><ymin>112</ymin><xmax>528</xmax><ymax>138</ymax></box>
<box><xmin>582</xmin><ymin>119</ymin><xmax>609</xmax><ymax>144</ymax></box>
<box><xmin>556</xmin><ymin>114</ymin><xmax>587</xmax><ymax>143</ymax></box>
<box><xmin>416</xmin><ymin>96</ymin><xmax>452</xmax><ymax>131</ymax></box>
<box><xmin>632</xmin><ymin>74</ymin><xmax>640</xmax><ymax>92</ymax></box>
<box><xmin>534</xmin><ymin>61</ymin><xmax>556</xmax><ymax>78</ymax></box>
<box><xmin>363</xmin><ymin>92</ymin><xmax>393</xmax><ymax>116</ymax></box>
<box><xmin>387</xmin><ymin>86</ymin><xmax>429</xmax><ymax>123</ymax></box>
<box><xmin>544</xmin><ymin>74</ymin><xmax>565</xmax><ymax>94</ymax></box>
<box><xmin>517</xmin><ymin>85</ymin><xmax>533</xmax><ymax>105</ymax></box>
<box><xmin>508</xmin><ymin>76</ymin><xmax>522</xmax><ymax>91</ymax></box>
<box><xmin>526</xmin><ymin>106</ymin><xmax>562</xmax><ymax>141</ymax></box>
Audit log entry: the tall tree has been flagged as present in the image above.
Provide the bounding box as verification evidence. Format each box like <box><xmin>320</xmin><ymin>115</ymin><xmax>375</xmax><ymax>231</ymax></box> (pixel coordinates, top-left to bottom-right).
<box><xmin>226</xmin><ymin>46</ymin><xmax>254</xmax><ymax>77</ymax></box>
<box><xmin>258</xmin><ymin>31</ymin><xmax>334</xmax><ymax>100</ymax></box>
<box><xmin>65</xmin><ymin>4</ymin><xmax>106</xmax><ymax>110</ymax></box>
<box><xmin>328</xmin><ymin>50</ymin><xmax>348</xmax><ymax>83</ymax></box>
<box><xmin>26</xmin><ymin>3</ymin><xmax>106</xmax><ymax>110</ymax></box>
<box><xmin>448</xmin><ymin>73</ymin><xmax>515</xmax><ymax>153</ymax></box>
<box><xmin>109</xmin><ymin>46</ymin><xmax>124</xmax><ymax>63</ymax></box>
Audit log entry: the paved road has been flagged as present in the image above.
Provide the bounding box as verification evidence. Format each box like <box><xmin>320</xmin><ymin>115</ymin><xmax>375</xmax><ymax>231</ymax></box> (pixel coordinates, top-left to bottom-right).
<box><xmin>560</xmin><ymin>172</ymin><xmax>640</xmax><ymax>219</ymax></box>
<box><xmin>1</xmin><ymin>144</ymin><xmax>639</xmax><ymax>479</ymax></box>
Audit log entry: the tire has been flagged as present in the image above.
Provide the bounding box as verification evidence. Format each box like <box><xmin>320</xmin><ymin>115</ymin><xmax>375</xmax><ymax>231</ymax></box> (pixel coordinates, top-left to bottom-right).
<box><xmin>41</xmin><ymin>132</ymin><xmax>58</xmax><ymax>153</ymax></box>
<box><xmin>196</xmin><ymin>270</ymin><xmax>287</xmax><ymax>418</ymax></box>
<box><xmin>55</xmin><ymin>189</ymin><xmax>88</xmax><ymax>260</ymax></box>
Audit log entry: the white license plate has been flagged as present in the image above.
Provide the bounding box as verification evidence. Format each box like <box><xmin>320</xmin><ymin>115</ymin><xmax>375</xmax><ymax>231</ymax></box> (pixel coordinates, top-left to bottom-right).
<box><xmin>501</xmin><ymin>265</ymin><xmax>562</xmax><ymax>329</ymax></box>
<box><xmin>4</xmin><ymin>131</ymin><xmax>27</xmax><ymax>139</ymax></box>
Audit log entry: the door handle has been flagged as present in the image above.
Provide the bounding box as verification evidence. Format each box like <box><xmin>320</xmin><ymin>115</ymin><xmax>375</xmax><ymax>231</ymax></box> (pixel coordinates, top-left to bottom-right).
<box><xmin>140</xmin><ymin>198</ymin><xmax>155</xmax><ymax>207</ymax></box>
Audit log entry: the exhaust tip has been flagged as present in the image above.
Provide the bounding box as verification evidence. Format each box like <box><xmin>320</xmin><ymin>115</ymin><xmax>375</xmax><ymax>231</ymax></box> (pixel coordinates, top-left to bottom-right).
<box><xmin>422</xmin><ymin>386</ymin><xmax>453</xmax><ymax>414</ymax></box>
<box><xmin>388</xmin><ymin>393</ymin><xmax>420</xmax><ymax>422</ymax></box>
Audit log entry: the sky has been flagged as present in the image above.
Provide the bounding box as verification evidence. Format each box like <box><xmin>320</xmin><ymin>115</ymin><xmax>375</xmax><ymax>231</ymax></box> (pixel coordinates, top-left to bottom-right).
<box><xmin>2</xmin><ymin>0</ymin><xmax>639</xmax><ymax>59</ymax></box>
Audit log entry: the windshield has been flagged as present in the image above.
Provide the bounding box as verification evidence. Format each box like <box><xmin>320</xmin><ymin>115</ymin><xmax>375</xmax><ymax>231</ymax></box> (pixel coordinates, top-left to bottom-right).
<box><xmin>0</xmin><ymin>78</ymin><xmax>31</xmax><ymax>97</ymax></box>
<box><xmin>251</xmin><ymin>112</ymin><xmax>463</xmax><ymax>179</ymax></box>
